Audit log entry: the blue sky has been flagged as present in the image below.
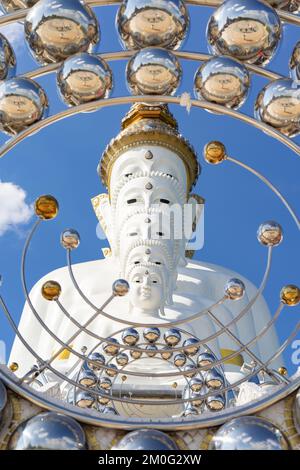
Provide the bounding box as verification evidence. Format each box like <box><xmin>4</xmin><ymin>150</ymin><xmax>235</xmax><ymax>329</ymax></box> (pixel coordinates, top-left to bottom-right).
<box><xmin>0</xmin><ymin>4</ymin><xmax>299</xmax><ymax>372</ymax></box>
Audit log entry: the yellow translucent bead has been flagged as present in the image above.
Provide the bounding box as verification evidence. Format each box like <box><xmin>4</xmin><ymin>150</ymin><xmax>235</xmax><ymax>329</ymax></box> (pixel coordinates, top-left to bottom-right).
<box><xmin>203</xmin><ymin>141</ymin><xmax>227</xmax><ymax>164</ymax></box>
<box><xmin>280</xmin><ymin>285</ymin><xmax>300</xmax><ymax>306</ymax></box>
<box><xmin>9</xmin><ymin>362</ymin><xmax>19</xmax><ymax>372</ymax></box>
<box><xmin>41</xmin><ymin>280</ymin><xmax>61</xmax><ymax>301</ymax></box>
<box><xmin>278</xmin><ymin>367</ymin><xmax>287</xmax><ymax>376</ymax></box>
<box><xmin>35</xmin><ymin>195</ymin><xmax>59</xmax><ymax>220</ymax></box>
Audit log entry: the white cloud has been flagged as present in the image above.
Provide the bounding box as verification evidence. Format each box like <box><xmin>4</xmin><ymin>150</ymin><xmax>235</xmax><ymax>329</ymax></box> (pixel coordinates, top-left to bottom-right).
<box><xmin>0</xmin><ymin>181</ymin><xmax>33</xmax><ymax>236</ymax></box>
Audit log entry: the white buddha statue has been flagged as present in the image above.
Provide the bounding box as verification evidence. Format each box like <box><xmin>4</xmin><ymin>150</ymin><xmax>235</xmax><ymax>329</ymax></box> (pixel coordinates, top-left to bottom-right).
<box><xmin>9</xmin><ymin>104</ymin><xmax>281</xmax><ymax>398</ymax></box>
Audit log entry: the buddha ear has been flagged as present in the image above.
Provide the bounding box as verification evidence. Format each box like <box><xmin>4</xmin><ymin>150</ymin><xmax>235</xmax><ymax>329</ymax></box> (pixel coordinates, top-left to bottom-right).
<box><xmin>185</xmin><ymin>194</ymin><xmax>205</xmax><ymax>251</ymax></box>
<box><xmin>91</xmin><ymin>194</ymin><xmax>114</xmax><ymax>251</ymax></box>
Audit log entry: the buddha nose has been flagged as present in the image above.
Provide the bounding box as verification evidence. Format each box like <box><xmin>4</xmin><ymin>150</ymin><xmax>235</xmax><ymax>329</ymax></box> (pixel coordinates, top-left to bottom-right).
<box><xmin>142</xmin><ymin>276</ymin><xmax>151</xmax><ymax>287</ymax></box>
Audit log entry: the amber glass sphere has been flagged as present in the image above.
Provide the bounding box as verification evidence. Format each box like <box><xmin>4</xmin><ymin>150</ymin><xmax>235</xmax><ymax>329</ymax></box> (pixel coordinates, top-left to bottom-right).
<box><xmin>34</xmin><ymin>195</ymin><xmax>59</xmax><ymax>220</ymax></box>
<box><xmin>203</xmin><ymin>141</ymin><xmax>227</xmax><ymax>164</ymax></box>
<box><xmin>41</xmin><ymin>280</ymin><xmax>62</xmax><ymax>301</ymax></box>
<box><xmin>280</xmin><ymin>285</ymin><xmax>300</xmax><ymax>306</ymax></box>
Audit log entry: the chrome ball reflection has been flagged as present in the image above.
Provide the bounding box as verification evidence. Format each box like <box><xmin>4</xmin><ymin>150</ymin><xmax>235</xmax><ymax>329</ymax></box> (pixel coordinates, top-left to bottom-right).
<box><xmin>112</xmin><ymin>429</ymin><xmax>179</xmax><ymax>450</ymax></box>
<box><xmin>97</xmin><ymin>389</ymin><xmax>110</xmax><ymax>405</ymax></box>
<box><xmin>209</xmin><ymin>416</ymin><xmax>290</xmax><ymax>449</ymax></box>
<box><xmin>57</xmin><ymin>53</ymin><xmax>113</xmax><ymax>107</ymax></box>
<box><xmin>87</xmin><ymin>352</ymin><xmax>105</xmax><ymax>371</ymax></box>
<box><xmin>0</xmin><ymin>77</ymin><xmax>48</xmax><ymax>135</ymax></box>
<box><xmin>224</xmin><ymin>278</ymin><xmax>245</xmax><ymax>300</ymax></box>
<box><xmin>78</xmin><ymin>369</ymin><xmax>97</xmax><ymax>387</ymax></box>
<box><xmin>207</xmin><ymin>0</ymin><xmax>281</xmax><ymax>66</ymax></box>
<box><xmin>164</xmin><ymin>328</ymin><xmax>181</xmax><ymax>346</ymax></box>
<box><xmin>266</xmin><ymin>0</ymin><xmax>300</xmax><ymax>14</ymax></box>
<box><xmin>174</xmin><ymin>353</ymin><xmax>186</xmax><ymax>367</ymax></box>
<box><xmin>197</xmin><ymin>351</ymin><xmax>217</xmax><ymax>368</ymax></box>
<box><xmin>204</xmin><ymin>368</ymin><xmax>225</xmax><ymax>390</ymax></box>
<box><xmin>145</xmin><ymin>344</ymin><xmax>158</xmax><ymax>357</ymax></box>
<box><xmin>122</xmin><ymin>327</ymin><xmax>139</xmax><ymax>345</ymax></box>
<box><xmin>99</xmin><ymin>377</ymin><xmax>112</xmax><ymax>390</ymax></box>
<box><xmin>101</xmin><ymin>406</ymin><xmax>118</xmax><ymax>415</ymax></box>
<box><xmin>0</xmin><ymin>33</ymin><xmax>16</xmax><ymax>80</ymax></box>
<box><xmin>194</xmin><ymin>56</ymin><xmax>250</xmax><ymax>110</ymax></box>
<box><xmin>116</xmin><ymin>352</ymin><xmax>129</xmax><ymax>366</ymax></box>
<box><xmin>290</xmin><ymin>41</ymin><xmax>300</xmax><ymax>81</ymax></box>
<box><xmin>116</xmin><ymin>0</ymin><xmax>189</xmax><ymax>50</ymax></box>
<box><xmin>8</xmin><ymin>412</ymin><xmax>87</xmax><ymax>449</ymax></box>
<box><xmin>24</xmin><ymin>0</ymin><xmax>100</xmax><ymax>64</ymax></box>
<box><xmin>255</xmin><ymin>78</ymin><xmax>300</xmax><ymax>137</ymax></box>
<box><xmin>161</xmin><ymin>346</ymin><xmax>173</xmax><ymax>360</ymax></box>
<box><xmin>127</xmin><ymin>48</ymin><xmax>182</xmax><ymax>96</ymax></box>
<box><xmin>183</xmin><ymin>364</ymin><xmax>197</xmax><ymax>378</ymax></box>
<box><xmin>183</xmin><ymin>338</ymin><xmax>200</xmax><ymax>356</ymax></box>
<box><xmin>60</xmin><ymin>229</ymin><xmax>80</xmax><ymax>250</ymax></box>
<box><xmin>183</xmin><ymin>405</ymin><xmax>198</xmax><ymax>416</ymax></box>
<box><xmin>183</xmin><ymin>386</ymin><xmax>203</xmax><ymax>407</ymax></box>
<box><xmin>143</xmin><ymin>327</ymin><xmax>160</xmax><ymax>343</ymax></box>
<box><xmin>75</xmin><ymin>391</ymin><xmax>95</xmax><ymax>408</ymax></box>
<box><xmin>105</xmin><ymin>363</ymin><xmax>118</xmax><ymax>377</ymax></box>
<box><xmin>206</xmin><ymin>394</ymin><xmax>226</xmax><ymax>412</ymax></box>
<box><xmin>189</xmin><ymin>377</ymin><xmax>204</xmax><ymax>392</ymax></box>
<box><xmin>1</xmin><ymin>0</ymin><xmax>39</xmax><ymax>13</ymax></box>
<box><xmin>130</xmin><ymin>346</ymin><xmax>143</xmax><ymax>359</ymax></box>
<box><xmin>294</xmin><ymin>387</ymin><xmax>300</xmax><ymax>434</ymax></box>
<box><xmin>257</xmin><ymin>221</ymin><xmax>283</xmax><ymax>247</ymax></box>
<box><xmin>112</xmin><ymin>279</ymin><xmax>130</xmax><ymax>296</ymax></box>
<box><xmin>103</xmin><ymin>338</ymin><xmax>120</xmax><ymax>356</ymax></box>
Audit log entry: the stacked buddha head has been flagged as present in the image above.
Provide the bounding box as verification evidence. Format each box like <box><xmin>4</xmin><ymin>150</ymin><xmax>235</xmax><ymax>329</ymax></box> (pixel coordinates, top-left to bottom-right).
<box><xmin>93</xmin><ymin>103</ymin><xmax>202</xmax><ymax>316</ymax></box>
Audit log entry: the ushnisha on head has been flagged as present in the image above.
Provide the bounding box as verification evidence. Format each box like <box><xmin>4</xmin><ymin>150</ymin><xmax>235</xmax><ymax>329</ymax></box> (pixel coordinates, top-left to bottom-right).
<box><xmin>98</xmin><ymin>103</ymin><xmax>200</xmax><ymax>195</ymax></box>
<box><xmin>126</xmin><ymin>262</ymin><xmax>173</xmax><ymax>316</ymax></box>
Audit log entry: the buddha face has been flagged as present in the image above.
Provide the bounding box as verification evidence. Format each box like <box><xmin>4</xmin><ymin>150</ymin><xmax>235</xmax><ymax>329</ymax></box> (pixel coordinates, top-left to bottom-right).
<box><xmin>109</xmin><ymin>146</ymin><xmax>188</xmax><ymax>194</ymax></box>
<box><xmin>222</xmin><ymin>19</ymin><xmax>268</xmax><ymax>49</ymax></box>
<box><xmin>203</xmin><ymin>73</ymin><xmax>242</xmax><ymax>102</ymax></box>
<box><xmin>66</xmin><ymin>70</ymin><xmax>103</xmax><ymax>95</ymax></box>
<box><xmin>266</xmin><ymin>96</ymin><xmax>300</xmax><ymax>123</ymax></box>
<box><xmin>128</xmin><ymin>266</ymin><xmax>165</xmax><ymax>312</ymax></box>
<box><xmin>0</xmin><ymin>95</ymin><xmax>39</xmax><ymax>121</ymax></box>
<box><xmin>130</xmin><ymin>9</ymin><xmax>174</xmax><ymax>36</ymax></box>
<box><xmin>37</xmin><ymin>19</ymin><xmax>85</xmax><ymax>47</ymax></box>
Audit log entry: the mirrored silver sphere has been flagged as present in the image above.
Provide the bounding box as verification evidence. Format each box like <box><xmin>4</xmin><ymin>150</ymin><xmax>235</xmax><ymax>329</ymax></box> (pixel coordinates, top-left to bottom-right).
<box><xmin>78</xmin><ymin>369</ymin><xmax>97</xmax><ymax>387</ymax></box>
<box><xmin>130</xmin><ymin>346</ymin><xmax>143</xmax><ymax>359</ymax></box>
<box><xmin>97</xmin><ymin>389</ymin><xmax>110</xmax><ymax>405</ymax></box>
<box><xmin>122</xmin><ymin>327</ymin><xmax>139</xmax><ymax>345</ymax></box>
<box><xmin>174</xmin><ymin>353</ymin><xmax>186</xmax><ymax>367</ymax></box>
<box><xmin>112</xmin><ymin>279</ymin><xmax>130</xmax><ymax>296</ymax></box>
<box><xmin>183</xmin><ymin>405</ymin><xmax>198</xmax><ymax>416</ymax></box>
<box><xmin>112</xmin><ymin>429</ymin><xmax>179</xmax><ymax>450</ymax></box>
<box><xmin>99</xmin><ymin>376</ymin><xmax>112</xmax><ymax>390</ymax></box>
<box><xmin>255</xmin><ymin>78</ymin><xmax>300</xmax><ymax>137</ymax></box>
<box><xmin>1</xmin><ymin>0</ymin><xmax>39</xmax><ymax>13</ymax></box>
<box><xmin>204</xmin><ymin>368</ymin><xmax>225</xmax><ymax>390</ymax></box>
<box><xmin>189</xmin><ymin>376</ymin><xmax>204</xmax><ymax>392</ymax></box>
<box><xmin>127</xmin><ymin>47</ymin><xmax>182</xmax><ymax>96</ymax></box>
<box><xmin>0</xmin><ymin>77</ymin><xmax>48</xmax><ymax>135</ymax></box>
<box><xmin>183</xmin><ymin>364</ymin><xmax>197</xmax><ymax>378</ymax></box>
<box><xmin>183</xmin><ymin>386</ymin><xmax>203</xmax><ymax>407</ymax></box>
<box><xmin>24</xmin><ymin>0</ymin><xmax>99</xmax><ymax>64</ymax></box>
<box><xmin>8</xmin><ymin>412</ymin><xmax>87</xmax><ymax>450</ymax></box>
<box><xmin>60</xmin><ymin>228</ymin><xmax>80</xmax><ymax>250</ymax></box>
<box><xmin>224</xmin><ymin>278</ymin><xmax>245</xmax><ymax>300</ymax></box>
<box><xmin>103</xmin><ymin>338</ymin><xmax>120</xmax><ymax>356</ymax></box>
<box><xmin>183</xmin><ymin>338</ymin><xmax>200</xmax><ymax>356</ymax></box>
<box><xmin>87</xmin><ymin>352</ymin><xmax>105</xmax><ymax>372</ymax></box>
<box><xmin>207</xmin><ymin>0</ymin><xmax>281</xmax><ymax>66</ymax></box>
<box><xmin>164</xmin><ymin>328</ymin><xmax>181</xmax><ymax>346</ymax></box>
<box><xmin>197</xmin><ymin>351</ymin><xmax>217</xmax><ymax>368</ymax></box>
<box><xmin>194</xmin><ymin>56</ymin><xmax>250</xmax><ymax>110</ymax></box>
<box><xmin>116</xmin><ymin>352</ymin><xmax>129</xmax><ymax>366</ymax></box>
<box><xmin>0</xmin><ymin>33</ymin><xmax>16</xmax><ymax>81</ymax></box>
<box><xmin>209</xmin><ymin>416</ymin><xmax>290</xmax><ymax>449</ymax></box>
<box><xmin>206</xmin><ymin>394</ymin><xmax>226</xmax><ymax>412</ymax></box>
<box><xmin>145</xmin><ymin>344</ymin><xmax>158</xmax><ymax>357</ymax></box>
<box><xmin>105</xmin><ymin>363</ymin><xmax>118</xmax><ymax>377</ymax></box>
<box><xmin>116</xmin><ymin>0</ymin><xmax>189</xmax><ymax>50</ymax></box>
<box><xmin>290</xmin><ymin>41</ymin><xmax>300</xmax><ymax>81</ymax></box>
<box><xmin>76</xmin><ymin>390</ymin><xmax>95</xmax><ymax>408</ymax></box>
<box><xmin>266</xmin><ymin>0</ymin><xmax>300</xmax><ymax>13</ymax></box>
<box><xmin>57</xmin><ymin>53</ymin><xmax>112</xmax><ymax>107</ymax></box>
<box><xmin>257</xmin><ymin>221</ymin><xmax>283</xmax><ymax>246</ymax></box>
<box><xmin>161</xmin><ymin>346</ymin><xmax>173</xmax><ymax>360</ymax></box>
<box><xmin>143</xmin><ymin>327</ymin><xmax>160</xmax><ymax>343</ymax></box>
<box><xmin>294</xmin><ymin>387</ymin><xmax>300</xmax><ymax>434</ymax></box>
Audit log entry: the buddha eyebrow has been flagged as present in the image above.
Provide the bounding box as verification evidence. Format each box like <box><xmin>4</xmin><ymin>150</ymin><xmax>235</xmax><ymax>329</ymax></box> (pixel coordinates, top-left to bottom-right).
<box><xmin>127</xmin><ymin>198</ymin><xmax>137</xmax><ymax>204</ymax></box>
<box><xmin>160</xmin><ymin>198</ymin><xmax>170</xmax><ymax>204</ymax></box>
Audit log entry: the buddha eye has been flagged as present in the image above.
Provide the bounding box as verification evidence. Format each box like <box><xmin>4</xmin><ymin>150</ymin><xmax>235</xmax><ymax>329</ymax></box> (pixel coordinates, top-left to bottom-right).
<box><xmin>128</xmin><ymin>232</ymin><xmax>138</xmax><ymax>236</ymax></box>
<box><xmin>156</xmin><ymin>232</ymin><xmax>164</xmax><ymax>237</ymax></box>
<box><xmin>155</xmin><ymin>261</ymin><xmax>161</xmax><ymax>265</ymax></box>
<box><xmin>152</xmin><ymin>280</ymin><xmax>158</xmax><ymax>284</ymax></box>
<box><xmin>125</xmin><ymin>173</ymin><xmax>132</xmax><ymax>178</ymax></box>
<box><xmin>127</xmin><ymin>198</ymin><xmax>137</xmax><ymax>204</ymax></box>
<box><xmin>160</xmin><ymin>198</ymin><xmax>170</xmax><ymax>204</ymax></box>
<box><xmin>134</xmin><ymin>261</ymin><xmax>140</xmax><ymax>265</ymax></box>
<box><xmin>134</xmin><ymin>279</ymin><xmax>141</xmax><ymax>283</ymax></box>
